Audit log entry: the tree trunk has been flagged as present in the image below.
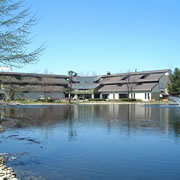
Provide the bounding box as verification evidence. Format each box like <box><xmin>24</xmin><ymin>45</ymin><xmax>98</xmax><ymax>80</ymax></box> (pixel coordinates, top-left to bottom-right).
<box><xmin>68</xmin><ymin>93</ymin><xmax>71</xmax><ymax>103</ymax></box>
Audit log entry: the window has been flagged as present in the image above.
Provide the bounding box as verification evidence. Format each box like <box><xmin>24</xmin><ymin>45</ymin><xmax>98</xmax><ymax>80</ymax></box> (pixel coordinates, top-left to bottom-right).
<box><xmin>145</xmin><ymin>93</ymin><xmax>150</xmax><ymax>100</ymax></box>
<box><xmin>15</xmin><ymin>75</ymin><xmax>21</xmax><ymax>80</ymax></box>
<box><xmin>140</xmin><ymin>74</ymin><xmax>149</xmax><ymax>79</ymax></box>
<box><xmin>102</xmin><ymin>94</ymin><xmax>109</xmax><ymax>99</ymax></box>
<box><xmin>137</xmin><ymin>82</ymin><xmax>142</xmax><ymax>85</ymax></box>
<box><xmin>121</xmin><ymin>76</ymin><xmax>128</xmax><ymax>80</ymax></box>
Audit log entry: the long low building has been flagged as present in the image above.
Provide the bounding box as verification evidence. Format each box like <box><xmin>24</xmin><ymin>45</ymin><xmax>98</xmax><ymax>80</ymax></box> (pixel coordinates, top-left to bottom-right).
<box><xmin>0</xmin><ymin>69</ymin><xmax>171</xmax><ymax>101</ymax></box>
<box><xmin>0</xmin><ymin>72</ymin><xmax>68</xmax><ymax>100</ymax></box>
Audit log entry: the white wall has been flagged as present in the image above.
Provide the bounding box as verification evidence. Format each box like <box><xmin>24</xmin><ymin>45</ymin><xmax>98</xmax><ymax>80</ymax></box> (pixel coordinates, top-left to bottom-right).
<box><xmin>115</xmin><ymin>93</ymin><xmax>119</xmax><ymax>99</ymax></box>
<box><xmin>130</xmin><ymin>92</ymin><xmax>151</xmax><ymax>101</ymax></box>
<box><xmin>109</xmin><ymin>93</ymin><xmax>114</xmax><ymax>99</ymax></box>
<box><xmin>100</xmin><ymin>92</ymin><xmax>152</xmax><ymax>101</ymax></box>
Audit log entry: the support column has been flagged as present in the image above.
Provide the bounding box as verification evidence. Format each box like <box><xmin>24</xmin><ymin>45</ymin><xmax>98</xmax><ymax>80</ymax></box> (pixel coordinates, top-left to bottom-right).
<box><xmin>92</xmin><ymin>94</ymin><xmax>94</xmax><ymax>99</ymax></box>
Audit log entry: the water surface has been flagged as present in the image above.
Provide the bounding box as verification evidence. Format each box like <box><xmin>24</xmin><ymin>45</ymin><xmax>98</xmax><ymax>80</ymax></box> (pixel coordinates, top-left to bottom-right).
<box><xmin>0</xmin><ymin>104</ymin><xmax>180</xmax><ymax>180</ymax></box>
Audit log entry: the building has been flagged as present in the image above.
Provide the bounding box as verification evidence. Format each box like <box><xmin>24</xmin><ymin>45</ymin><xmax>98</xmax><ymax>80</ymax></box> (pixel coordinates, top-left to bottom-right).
<box><xmin>72</xmin><ymin>76</ymin><xmax>101</xmax><ymax>99</ymax></box>
<box><xmin>0</xmin><ymin>69</ymin><xmax>171</xmax><ymax>101</ymax></box>
<box><xmin>97</xmin><ymin>69</ymin><xmax>170</xmax><ymax>101</ymax></box>
<box><xmin>0</xmin><ymin>72</ymin><xmax>68</xmax><ymax>100</ymax></box>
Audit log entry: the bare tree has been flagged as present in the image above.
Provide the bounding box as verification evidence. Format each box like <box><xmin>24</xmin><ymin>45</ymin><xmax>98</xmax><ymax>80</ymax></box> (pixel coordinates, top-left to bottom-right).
<box><xmin>124</xmin><ymin>71</ymin><xmax>138</xmax><ymax>101</ymax></box>
<box><xmin>39</xmin><ymin>77</ymin><xmax>52</xmax><ymax>100</ymax></box>
<box><xmin>0</xmin><ymin>75</ymin><xmax>37</xmax><ymax>101</ymax></box>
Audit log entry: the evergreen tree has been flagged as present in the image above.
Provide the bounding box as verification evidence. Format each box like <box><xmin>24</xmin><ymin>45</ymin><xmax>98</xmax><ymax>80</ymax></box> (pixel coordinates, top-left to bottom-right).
<box><xmin>168</xmin><ymin>68</ymin><xmax>180</xmax><ymax>96</ymax></box>
<box><xmin>0</xmin><ymin>0</ymin><xmax>44</xmax><ymax>67</ymax></box>
<box><xmin>67</xmin><ymin>70</ymin><xmax>77</xmax><ymax>103</ymax></box>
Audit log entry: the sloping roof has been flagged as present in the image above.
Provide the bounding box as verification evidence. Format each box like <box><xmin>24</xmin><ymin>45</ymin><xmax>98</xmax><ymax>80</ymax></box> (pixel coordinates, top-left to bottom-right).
<box><xmin>4</xmin><ymin>84</ymin><xmax>65</xmax><ymax>92</ymax></box>
<box><xmin>101</xmin><ymin>69</ymin><xmax>170</xmax><ymax>78</ymax></box>
<box><xmin>101</xmin><ymin>76</ymin><xmax>125</xmax><ymax>84</ymax></box>
<box><xmin>21</xmin><ymin>77</ymin><xmax>39</xmax><ymax>83</ymax></box>
<box><xmin>73</xmin><ymin>76</ymin><xmax>97</xmax><ymax>82</ymax></box>
<box><xmin>98</xmin><ymin>83</ymin><xmax>158</xmax><ymax>92</ymax></box>
<box><xmin>0</xmin><ymin>72</ymin><xmax>68</xmax><ymax>78</ymax></box>
<box><xmin>29</xmin><ymin>86</ymin><xmax>65</xmax><ymax>92</ymax></box>
<box><xmin>40</xmin><ymin>78</ymin><xmax>68</xmax><ymax>85</ymax></box>
<box><xmin>72</xmin><ymin>83</ymin><xmax>99</xmax><ymax>89</ymax></box>
<box><xmin>137</xmin><ymin>73</ymin><xmax>164</xmax><ymax>82</ymax></box>
<box><xmin>0</xmin><ymin>76</ymin><xmax>21</xmax><ymax>83</ymax></box>
<box><xmin>100</xmin><ymin>73</ymin><xmax>165</xmax><ymax>85</ymax></box>
<box><xmin>0</xmin><ymin>76</ymin><xmax>68</xmax><ymax>85</ymax></box>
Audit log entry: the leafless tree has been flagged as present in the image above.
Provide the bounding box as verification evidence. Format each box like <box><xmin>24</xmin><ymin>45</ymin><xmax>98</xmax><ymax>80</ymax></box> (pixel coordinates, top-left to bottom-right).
<box><xmin>124</xmin><ymin>71</ymin><xmax>138</xmax><ymax>100</ymax></box>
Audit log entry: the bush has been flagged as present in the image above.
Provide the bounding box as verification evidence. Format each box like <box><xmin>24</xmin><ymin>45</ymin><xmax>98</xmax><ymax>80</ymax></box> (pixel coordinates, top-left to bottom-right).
<box><xmin>47</xmin><ymin>98</ymin><xmax>54</xmax><ymax>102</ymax></box>
<box><xmin>88</xmin><ymin>98</ymin><xmax>106</xmax><ymax>101</ymax></box>
<box><xmin>120</xmin><ymin>98</ymin><xmax>136</xmax><ymax>101</ymax></box>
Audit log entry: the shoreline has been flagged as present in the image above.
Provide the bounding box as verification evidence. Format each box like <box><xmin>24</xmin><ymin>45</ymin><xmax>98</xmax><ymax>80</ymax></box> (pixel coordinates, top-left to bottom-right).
<box><xmin>0</xmin><ymin>154</ymin><xmax>17</xmax><ymax>180</ymax></box>
<box><xmin>0</xmin><ymin>101</ymin><xmax>178</xmax><ymax>106</ymax></box>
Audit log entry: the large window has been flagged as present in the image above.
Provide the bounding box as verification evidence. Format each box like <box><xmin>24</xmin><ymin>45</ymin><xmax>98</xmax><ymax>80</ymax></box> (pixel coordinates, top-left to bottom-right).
<box><xmin>119</xmin><ymin>94</ymin><xmax>128</xmax><ymax>99</ymax></box>
<box><xmin>102</xmin><ymin>94</ymin><xmax>109</xmax><ymax>99</ymax></box>
<box><xmin>131</xmin><ymin>93</ymin><xmax>135</xmax><ymax>98</ymax></box>
<box><xmin>145</xmin><ymin>93</ymin><xmax>150</xmax><ymax>100</ymax></box>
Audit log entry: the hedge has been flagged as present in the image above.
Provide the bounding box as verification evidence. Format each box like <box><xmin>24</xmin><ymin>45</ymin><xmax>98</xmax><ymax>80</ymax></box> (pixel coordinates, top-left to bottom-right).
<box><xmin>120</xmin><ymin>98</ymin><xmax>136</xmax><ymax>101</ymax></box>
<box><xmin>88</xmin><ymin>98</ymin><xmax>106</xmax><ymax>101</ymax></box>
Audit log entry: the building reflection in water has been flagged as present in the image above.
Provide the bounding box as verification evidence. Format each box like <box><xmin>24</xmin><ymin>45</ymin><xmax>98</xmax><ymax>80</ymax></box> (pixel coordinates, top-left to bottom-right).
<box><xmin>1</xmin><ymin>104</ymin><xmax>180</xmax><ymax>138</ymax></box>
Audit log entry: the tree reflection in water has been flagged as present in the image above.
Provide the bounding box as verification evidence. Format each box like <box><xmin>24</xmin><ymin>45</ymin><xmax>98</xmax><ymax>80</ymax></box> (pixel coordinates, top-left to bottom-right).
<box><xmin>0</xmin><ymin>104</ymin><xmax>180</xmax><ymax>138</ymax></box>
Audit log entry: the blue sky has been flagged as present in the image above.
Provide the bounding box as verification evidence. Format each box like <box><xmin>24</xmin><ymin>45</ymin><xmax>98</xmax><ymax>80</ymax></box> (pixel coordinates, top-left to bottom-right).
<box><xmin>14</xmin><ymin>0</ymin><xmax>180</xmax><ymax>75</ymax></box>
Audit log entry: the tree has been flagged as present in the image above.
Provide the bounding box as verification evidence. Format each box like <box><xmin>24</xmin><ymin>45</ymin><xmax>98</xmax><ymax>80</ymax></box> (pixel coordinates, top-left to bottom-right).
<box><xmin>67</xmin><ymin>70</ymin><xmax>77</xmax><ymax>103</ymax></box>
<box><xmin>124</xmin><ymin>71</ymin><xmax>138</xmax><ymax>101</ymax></box>
<box><xmin>0</xmin><ymin>75</ymin><xmax>36</xmax><ymax>100</ymax></box>
<box><xmin>0</xmin><ymin>0</ymin><xmax>44</xmax><ymax>67</ymax></box>
<box><xmin>168</xmin><ymin>68</ymin><xmax>180</xmax><ymax>96</ymax></box>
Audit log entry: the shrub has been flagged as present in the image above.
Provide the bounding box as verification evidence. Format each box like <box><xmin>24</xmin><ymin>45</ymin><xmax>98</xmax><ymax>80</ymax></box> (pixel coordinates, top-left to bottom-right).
<box><xmin>47</xmin><ymin>98</ymin><xmax>54</xmax><ymax>102</ymax></box>
<box><xmin>88</xmin><ymin>98</ymin><xmax>106</xmax><ymax>101</ymax></box>
<box><xmin>120</xmin><ymin>98</ymin><xmax>136</xmax><ymax>101</ymax></box>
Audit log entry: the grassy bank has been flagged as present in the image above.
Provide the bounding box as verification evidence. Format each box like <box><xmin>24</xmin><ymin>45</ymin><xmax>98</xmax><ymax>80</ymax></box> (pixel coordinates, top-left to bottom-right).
<box><xmin>0</xmin><ymin>100</ymin><xmax>177</xmax><ymax>105</ymax></box>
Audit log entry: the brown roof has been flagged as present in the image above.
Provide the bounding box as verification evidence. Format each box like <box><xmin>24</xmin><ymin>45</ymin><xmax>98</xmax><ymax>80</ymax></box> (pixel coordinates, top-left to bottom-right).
<box><xmin>0</xmin><ymin>72</ymin><xmax>68</xmax><ymax>78</ymax></box>
<box><xmin>40</xmin><ymin>78</ymin><xmax>68</xmax><ymax>85</ymax></box>
<box><xmin>101</xmin><ymin>76</ymin><xmax>125</xmax><ymax>84</ymax></box>
<box><xmin>101</xmin><ymin>73</ymin><xmax>165</xmax><ymax>85</ymax></box>
<box><xmin>137</xmin><ymin>73</ymin><xmax>164</xmax><ymax>82</ymax></box>
<box><xmin>101</xmin><ymin>69</ymin><xmax>170</xmax><ymax>78</ymax></box>
<box><xmin>4</xmin><ymin>85</ymin><xmax>65</xmax><ymax>92</ymax></box>
<box><xmin>98</xmin><ymin>83</ymin><xmax>158</xmax><ymax>92</ymax></box>
<box><xmin>0</xmin><ymin>76</ymin><xmax>68</xmax><ymax>85</ymax></box>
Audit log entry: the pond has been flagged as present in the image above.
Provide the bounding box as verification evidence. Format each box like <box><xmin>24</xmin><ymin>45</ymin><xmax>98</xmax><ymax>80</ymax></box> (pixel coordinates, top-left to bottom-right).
<box><xmin>0</xmin><ymin>104</ymin><xmax>180</xmax><ymax>180</ymax></box>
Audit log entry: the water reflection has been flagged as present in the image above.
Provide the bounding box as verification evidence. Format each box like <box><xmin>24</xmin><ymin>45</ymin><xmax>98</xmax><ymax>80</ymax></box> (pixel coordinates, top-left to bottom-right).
<box><xmin>1</xmin><ymin>104</ymin><xmax>180</xmax><ymax>138</ymax></box>
<box><xmin>1</xmin><ymin>104</ymin><xmax>180</xmax><ymax>180</ymax></box>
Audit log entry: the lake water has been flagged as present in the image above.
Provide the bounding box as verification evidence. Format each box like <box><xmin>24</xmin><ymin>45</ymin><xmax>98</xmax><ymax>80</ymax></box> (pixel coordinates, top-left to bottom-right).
<box><xmin>0</xmin><ymin>104</ymin><xmax>180</xmax><ymax>180</ymax></box>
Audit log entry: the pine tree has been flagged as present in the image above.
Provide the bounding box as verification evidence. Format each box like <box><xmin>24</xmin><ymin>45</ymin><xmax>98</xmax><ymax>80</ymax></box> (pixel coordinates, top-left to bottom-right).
<box><xmin>168</xmin><ymin>68</ymin><xmax>180</xmax><ymax>96</ymax></box>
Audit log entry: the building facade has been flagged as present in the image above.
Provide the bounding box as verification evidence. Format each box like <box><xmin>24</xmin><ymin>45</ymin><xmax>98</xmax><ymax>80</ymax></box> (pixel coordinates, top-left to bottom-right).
<box><xmin>0</xmin><ymin>72</ymin><xmax>68</xmax><ymax>100</ymax></box>
<box><xmin>0</xmin><ymin>69</ymin><xmax>171</xmax><ymax>101</ymax></box>
<box><xmin>97</xmin><ymin>69</ymin><xmax>170</xmax><ymax>101</ymax></box>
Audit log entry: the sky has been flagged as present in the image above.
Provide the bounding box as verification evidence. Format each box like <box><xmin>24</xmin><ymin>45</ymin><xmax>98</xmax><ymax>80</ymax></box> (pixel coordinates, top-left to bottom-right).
<box><xmin>13</xmin><ymin>0</ymin><xmax>180</xmax><ymax>75</ymax></box>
